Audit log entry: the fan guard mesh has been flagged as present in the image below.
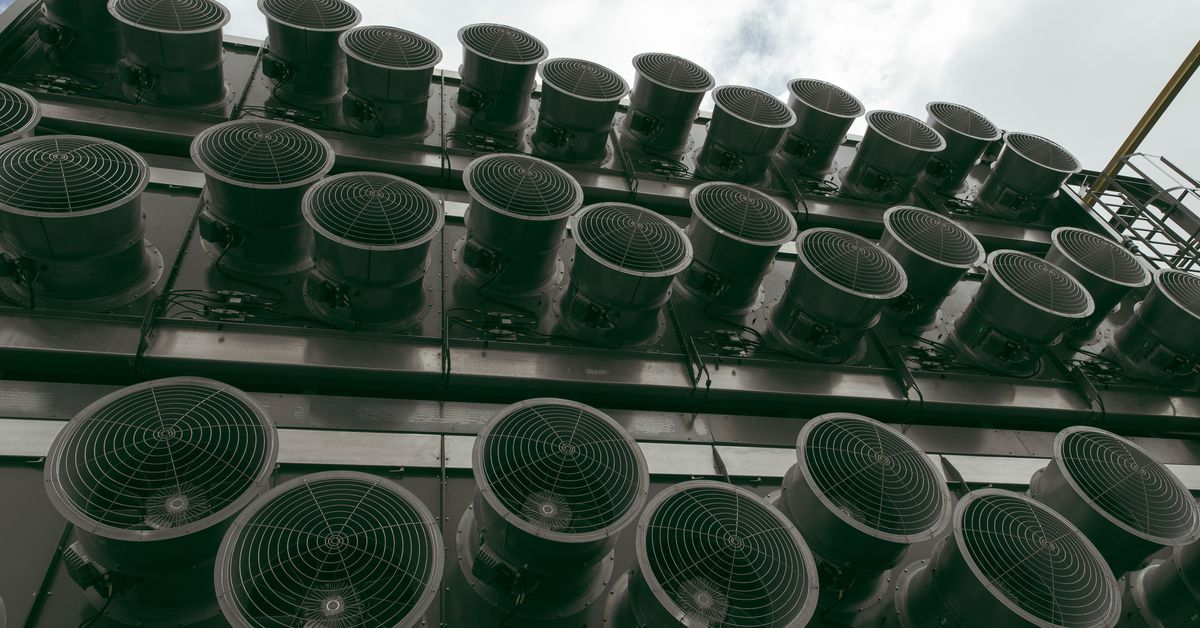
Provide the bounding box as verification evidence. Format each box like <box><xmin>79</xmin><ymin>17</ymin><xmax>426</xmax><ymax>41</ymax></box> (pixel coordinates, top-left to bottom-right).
<box><xmin>1051</xmin><ymin>228</ymin><xmax>1149</xmax><ymax>287</ymax></box>
<box><xmin>865</xmin><ymin>110</ymin><xmax>945</xmax><ymax>151</ymax></box>
<box><xmin>305</xmin><ymin>173</ymin><xmax>442</xmax><ymax>247</ymax></box>
<box><xmin>956</xmin><ymin>491</ymin><xmax>1119</xmax><ymax>628</ymax></box>
<box><xmin>926</xmin><ymin>102</ymin><xmax>1000</xmax><ymax>141</ymax></box>
<box><xmin>540</xmin><ymin>58</ymin><xmax>628</xmax><ymax>101</ymax></box>
<box><xmin>462</xmin><ymin>154</ymin><xmax>582</xmax><ymax>218</ymax></box>
<box><xmin>631</xmin><ymin>53</ymin><xmax>714</xmax><ymax>92</ymax></box>
<box><xmin>797</xmin><ymin>228</ymin><xmax>907</xmax><ymax>297</ymax></box>
<box><xmin>990</xmin><ymin>251</ymin><xmax>1093</xmax><ymax>316</ymax></box>
<box><xmin>192</xmin><ymin>120</ymin><xmax>334</xmax><ymax>187</ymax></box>
<box><xmin>458</xmin><ymin>23</ymin><xmax>546</xmax><ymax>64</ymax></box>
<box><xmin>110</xmin><ymin>0</ymin><xmax>229</xmax><ymax>31</ymax></box>
<box><xmin>787</xmin><ymin>78</ymin><xmax>863</xmax><ymax>118</ymax></box>
<box><xmin>341</xmin><ymin>26</ymin><xmax>441</xmax><ymax>69</ymax></box>
<box><xmin>217</xmin><ymin>472</ymin><xmax>441</xmax><ymax>628</ymax></box>
<box><xmin>1157</xmin><ymin>269</ymin><xmax>1200</xmax><ymax>319</ymax></box>
<box><xmin>712</xmin><ymin>86</ymin><xmax>795</xmax><ymax>127</ymax></box>
<box><xmin>690</xmin><ymin>182</ymin><xmax>796</xmax><ymax>246</ymax></box>
<box><xmin>46</xmin><ymin>378</ymin><xmax>275</xmax><ymax>536</ymax></box>
<box><xmin>258</xmin><ymin>0</ymin><xmax>359</xmax><ymax>30</ymax></box>
<box><xmin>476</xmin><ymin>399</ymin><xmax>646</xmax><ymax>536</ymax></box>
<box><xmin>0</xmin><ymin>136</ymin><xmax>147</xmax><ymax>214</ymax></box>
<box><xmin>884</xmin><ymin>206</ymin><xmax>984</xmax><ymax>268</ymax></box>
<box><xmin>1004</xmin><ymin>132</ymin><xmax>1080</xmax><ymax>173</ymax></box>
<box><xmin>640</xmin><ymin>481</ymin><xmax>818</xmax><ymax>627</ymax></box>
<box><xmin>574</xmin><ymin>203</ymin><xmax>691</xmax><ymax>275</ymax></box>
<box><xmin>0</xmin><ymin>83</ymin><xmax>40</xmax><ymax>142</ymax></box>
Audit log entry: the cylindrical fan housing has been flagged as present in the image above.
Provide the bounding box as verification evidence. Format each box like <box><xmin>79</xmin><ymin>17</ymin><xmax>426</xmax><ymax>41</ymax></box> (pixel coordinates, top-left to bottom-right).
<box><xmin>0</xmin><ymin>84</ymin><xmax>41</xmax><ymax>144</ymax></box>
<box><xmin>675</xmin><ymin>182</ymin><xmax>796</xmax><ymax>314</ymax></box>
<box><xmin>695</xmin><ymin>85</ymin><xmax>795</xmax><ymax>184</ymax></box>
<box><xmin>621</xmin><ymin>52</ymin><xmax>714</xmax><ymax>156</ymax></box>
<box><xmin>339</xmin><ymin>25</ymin><xmax>441</xmax><ymax>137</ymax></box>
<box><xmin>1124</xmin><ymin>540</ymin><xmax>1200</xmax><ymax>628</ymax></box>
<box><xmin>40</xmin><ymin>0</ymin><xmax>121</xmax><ymax>69</ymax></box>
<box><xmin>880</xmin><ymin>206</ymin><xmax>985</xmax><ymax>327</ymax></box>
<box><xmin>922</xmin><ymin>101</ymin><xmax>1001</xmax><ymax>194</ymax></box>
<box><xmin>781</xmin><ymin>78</ymin><xmax>864</xmax><ymax>177</ymax></box>
<box><xmin>842</xmin><ymin>110</ymin><xmax>946</xmax><ymax>203</ymax></box>
<box><xmin>533</xmin><ymin>58</ymin><xmax>628</xmax><ymax>163</ymax></box>
<box><xmin>191</xmin><ymin>119</ymin><xmax>335</xmax><ymax>273</ymax></box>
<box><xmin>1045</xmin><ymin>227</ymin><xmax>1150</xmax><ymax>343</ymax></box>
<box><xmin>978</xmin><ymin>132</ymin><xmax>1081</xmax><ymax>221</ymax></box>
<box><xmin>456</xmin><ymin>23</ymin><xmax>547</xmax><ymax>131</ymax></box>
<box><xmin>1112</xmin><ymin>269</ymin><xmax>1200</xmax><ymax>382</ymax></box>
<box><xmin>108</xmin><ymin>0</ymin><xmax>230</xmax><ymax>108</ymax></box>
<box><xmin>258</xmin><ymin>0</ymin><xmax>361</xmax><ymax>103</ymax></box>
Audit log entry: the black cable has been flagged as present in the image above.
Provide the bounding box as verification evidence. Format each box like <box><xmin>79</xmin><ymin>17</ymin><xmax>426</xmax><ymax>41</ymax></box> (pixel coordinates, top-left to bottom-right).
<box><xmin>214</xmin><ymin>245</ymin><xmax>285</xmax><ymax>306</ymax></box>
<box><xmin>78</xmin><ymin>592</ymin><xmax>112</xmax><ymax>627</ymax></box>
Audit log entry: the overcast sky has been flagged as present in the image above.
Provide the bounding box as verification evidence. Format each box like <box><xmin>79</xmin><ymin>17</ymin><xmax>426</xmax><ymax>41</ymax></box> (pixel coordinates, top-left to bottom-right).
<box><xmin>224</xmin><ymin>0</ymin><xmax>1196</xmax><ymax>176</ymax></box>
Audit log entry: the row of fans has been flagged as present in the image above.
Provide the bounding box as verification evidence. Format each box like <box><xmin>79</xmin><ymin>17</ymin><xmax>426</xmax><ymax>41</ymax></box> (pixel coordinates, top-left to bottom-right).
<box><xmin>38</xmin><ymin>375</ymin><xmax>1200</xmax><ymax>626</ymax></box>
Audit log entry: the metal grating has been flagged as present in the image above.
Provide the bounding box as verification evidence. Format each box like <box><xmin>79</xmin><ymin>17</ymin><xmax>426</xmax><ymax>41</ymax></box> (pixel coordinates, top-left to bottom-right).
<box><xmin>340</xmin><ymin>26</ymin><xmax>441</xmax><ymax>69</ymax></box>
<box><xmin>798</xmin><ymin>228</ymin><xmax>907</xmax><ymax>297</ymax></box>
<box><xmin>305</xmin><ymin>173</ymin><xmax>442</xmax><ymax>247</ymax></box>
<box><xmin>787</xmin><ymin>78</ymin><xmax>863</xmax><ymax>118</ymax></box>
<box><xmin>1155</xmin><ymin>269</ymin><xmax>1200</xmax><ymax>318</ymax></box>
<box><xmin>885</xmin><ymin>206</ymin><xmax>985</xmax><ymax>268</ymax></box>
<box><xmin>0</xmin><ymin>136</ymin><xmax>147</xmax><ymax>213</ymax></box>
<box><xmin>258</xmin><ymin>0</ymin><xmax>359</xmax><ymax>29</ymax></box>
<box><xmin>0</xmin><ymin>83</ymin><xmax>39</xmax><ymax>142</ymax></box>
<box><xmin>926</xmin><ymin>101</ymin><xmax>1000</xmax><ymax>141</ymax></box>
<box><xmin>457</xmin><ymin>23</ymin><xmax>546</xmax><ymax>64</ymax></box>
<box><xmin>1004</xmin><ymin>132</ymin><xmax>1080</xmax><ymax>173</ymax></box>
<box><xmin>476</xmin><ymin>399</ymin><xmax>646</xmax><ymax>535</ymax></box>
<box><xmin>540</xmin><ymin>58</ymin><xmax>628</xmax><ymax>101</ymax></box>
<box><xmin>990</xmin><ymin>250</ymin><xmax>1093</xmax><ymax>316</ymax></box>
<box><xmin>799</xmin><ymin>413</ymin><xmax>950</xmax><ymax>538</ymax></box>
<box><xmin>1052</xmin><ymin>227</ymin><xmax>1149</xmax><ymax>287</ymax></box>
<box><xmin>712</xmin><ymin>86</ymin><xmax>795</xmax><ymax>127</ymax></box>
<box><xmin>1058</xmin><ymin>427</ymin><xmax>1200</xmax><ymax>543</ymax></box>
<box><xmin>574</xmin><ymin>203</ymin><xmax>691</xmax><ymax>275</ymax></box>
<box><xmin>865</xmin><ymin>110</ymin><xmax>945</xmax><ymax>151</ymax></box>
<box><xmin>217</xmin><ymin>471</ymin><xmax>441</xmax><ymax>628</ymax></box>
<box><xmin>957</xmin><ymin>491</ymin><xmax>1119</xmax><ymax>628</ymax></box>
<box><xmin>640</xmin><ymin>481</ymin><xmax>818</xmax><ymax>627</ymax></box>
<box><xmin>192</xmin><ymin>120</ymin><xmax>334</xmax><ymax>186</ymax></box>
<box><xmin>109</xmin><ymin>0</ymin><xmax>228</xmax><ymax>31</ymax></box>
<box><xmin>631</xmin><ymin>52</ymin><xmax>714</xmax><ymax>92</ymax></box>
<box><xmin>462</xmin><ymin>153</ymin><xmax>582</xmax><ymax>218</ymax></box>
<box><xmin>690</xmin><ymin>182</ymin><xmax>796</xmax><ymax>246</ymax></box>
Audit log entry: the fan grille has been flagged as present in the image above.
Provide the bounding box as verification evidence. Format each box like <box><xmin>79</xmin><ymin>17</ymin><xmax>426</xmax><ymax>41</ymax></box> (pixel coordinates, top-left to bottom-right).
<box><xmin>218</xmin><ymin>472</ymin><xmax>440</xmax><ymax>628</ymax></box>
<box><xmin>690</xmin><ymin>182</ymin><xmax>796</xmax><ymax>245</ymax></box>
<box><xmin>341</xmin><ymin>26</ymin><xmax>441</xmax><ymax>69</ymax></box>
<box><xmin>0</xmin><ymin>136</ymin><xmax>146</xmax><ymax>214</ymax></box>
<box><xmin>926</xmin><ymin>102</ymin><xmax>1000</xmax><ymax>141</ymax></box>
<box><xmin>462</xmin><ymin>154</ymin><xmax>581</xmax><ymax>218</ymax></box>
<box><xmin>1155</xmin><ymin>269</ymin><xmax>1200</xmax><ymax>318</ymax></box>
<box><xmin>458</xmin><ymin>23</ymin><xmax>546</xmax><ymax>64</ymax></box>
<box><xmin>1005</xmin><ymin>132</ymin><xmax>1080</xmax><ymax>173</ymax></box>
<box><xmin>631</xmin><ymin>53</ymin><xmax>714</xmax><ymax>92</ymax></box>
<box><xmin>1058</xmin><ymin>427</ymin><xmax>1200</xmax><ymax>542</ymax></box>
<box><xmin>1052</xmin><ymin>228</ymin><xmax>1149</xmax><ymax>287</ymax></box>
<box><xmin>192</xmin><ymin>120</ymin><xmax>333</xmax><ymax>186</ymax></box>
<box><xmin>259</xmin><ymin>0</ymin><xmax>359</xmax><ymax>29</ymax></box>
<box><xmin>540</xmin><ymin>58</ymin><xmax>628</xmax><ymax>101</ymax></box>
<box><xmin>48</xmin><ymin>379</ymin><xmax>273</xmax><ymax>533</ymax></box>
<box><xmin>958</xmin><ymin>492</ymin><xmax>1119</xmax><ymax>628</ymax></box>
<box><xmin>885</xmin><ymin>206</ymin><xmax>984</xmax><ymax>268</ymax></box>
<box><xmin>787</xmin><ymin>78</ymin><xmax>863</xmax><ymax>118</ymax></box>
<box><xmin>798</xmin><ymin>228</ymin><xmax>906</xmax><ymax>297</ymax></box>
<box><xmin>641</xmin><ymin>482</ymin><xmax>817</xmax><ymax>627</ymax></box>
<box><xmin>0</xmin><ymin>83</ymin><xmax>39</xmax><ymax>141</ymax></box>
<box><xmin>574</xmin><ymin>203</ymin><xmax>691</xmax><ymax>275</ymax></box>
<box><xmin>990</xmin><ymin>251</ymin><xmax>1092</xmax><ymax>316</ymax></box>
<box><xmin>865</xmin><ymin>110</ymin><xmax>945</xmax><ymax>151</ymax></box>
<box><xmin>478</xmin><ymin>400</ymin><xmax>645</xmax><ymax>535</ymax></box>
<box><xmin>305</xmin><ymin>173</ymin><xmax>441</xmax><ymax>247</ymax></box>
<box><xmin>110</xmin><ymin>0</ymin><xmax>228</xmax><ymax>31</ymax></box>
<box><xmin>800</xmin><ymin>413</ymin><xmax>949</xmax><ymax>537</ymax></box>
<box><xmin>713</xmin><ymin>86</ymin><xmax>795</xmax><ymax>127</ymax></box>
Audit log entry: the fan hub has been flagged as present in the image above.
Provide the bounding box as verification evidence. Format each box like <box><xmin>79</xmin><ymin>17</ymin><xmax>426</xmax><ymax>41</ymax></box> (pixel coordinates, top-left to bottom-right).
<box><xmin>558</xmin><ymin>441</ymin><xmax>577</xmax><ymax>456</ymax></box>
<box><xmin>153</xmin><ymin>425</ymin><xmax>178</xmax><ymax>441</ymax></box>
<box><xmin>321</xmin><ymin>596</ymin><xmax>344</xmax><ymax>616</ymax></box>
<box><xmin>871</xmin><ymin>449</ymin><xmax>894</xmax><ymax>468</ymax></box>
<box><xmin>324</xmin><ymin>532</ymin><xmax>348</xmax><ymax>550</ymax></box>
<box><xmin>724</xmin><ymin>533</ymin><xmax>744</xmax><ymax>550</ymax></box>
<box><xmin>164</xmin><ymin>495</ymin><xmax>189</xmax><ymax>513</ymax></box>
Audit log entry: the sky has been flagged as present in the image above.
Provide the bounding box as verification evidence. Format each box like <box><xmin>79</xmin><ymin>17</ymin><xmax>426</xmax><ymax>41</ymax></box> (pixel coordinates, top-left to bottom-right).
<box><xmin>222</xmin><ymin>0</ymin><xmax>1198</xmax><ymax>176</ymax></box>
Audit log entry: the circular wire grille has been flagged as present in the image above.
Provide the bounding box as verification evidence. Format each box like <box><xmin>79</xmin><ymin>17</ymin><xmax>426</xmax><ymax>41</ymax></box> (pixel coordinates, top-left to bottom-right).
<box><xmin>540</xmin><ymin>58</ymin><xmax>628</xmax><ymax>101</ymax></box>
<box><xmin>884</xmin><ymin>206</ymin><xmax>985</xmax><ymax>268</ymax></box>
<box><xmin>340</xmin><ymin>26</ymin><xmax>441</xmax><ymax>69</ymax></box>
<box><xmin>110</xmin><ymin>0</ymin><xmax>229</xmax><ymax>31</ymax></box>
<box><xmin>462</xmin><ymin>153</ymin><xmax>582</xmax><ymax>218</ymax></box>
<box><xmin>926</xmin><ymin>101</ymin><xmax>1000</xmax><ymax>141</ymax></box>
<box><xmin>797</xmin><ymin>228</ymin><xmax>907</xmax><ymax>297</ymax></box>
<box><xmin>1057</xmin><ymin>427</ymin><xmax>1200</xmax><ymax>543</ymax></box>
<box><xmin>712</xmin><ymin>86</ymin><xmax>795</xmax><ymax>127</ymax></box>
<box><xmin>865</xmin><ymin>110</ymin><xmax>945</xmax><ymax>151</ymax></box>
<box><xmin>192</xmin><ymin>120</ymin><xmax>334</xmax><ymax>187</ymax></box>
<box><xmin>1051</xmin><ymin>228</ymin><xmax>1149</xmax><ymax>287</ymax></box>
<box><xmin>631</xmin><ymin>52</ymin><xmax>714</xmax><ymax>93</ymax></box>
<box><xmin>0</xmin><ymin>135</ymin><xmax>147</xmax><ymax>214</ymax></box>
<box><xmin>989</xmin><ymin>250</ymin><xmax>1093</xmax><ymax>316</ymax></box>
<box><xmin>476</xmin><ymin>399</ymin><xmax>647</xmax><ymax>536</ymax></box>
<box><xmin>1004</xmin><ymin>132</ymin><xmax>1081</xmax><ymax>173</ymax></box>
<box><xmin>45</xmin><ymin>378</ymin><xmax>275</xmax><ymax>537</ymax></box>
<box><xmin>1154</xmin><ymin>269</ymin><xmax>1200</xmax><ymax>319</ymax></box>
<box><xmin>258</xmin><ymin>0</ymin><xmax>359</xmax><ymax>30</ymax></box>
<box><xmin>690</xmin><ymin>182</ymin><xmax>796</xmax><ymax>246</ymax></box>
<box><xmin>0</xmin><ymin>83</ymin><xmax>40</xmax><ymax>142</ymax></box>
<box><xmin>458</xmin><ymin>23</ymin><xmax>546</xmax><ymax>64</ymax></box>
<box><xmin>639</xmin><ymin>481</ymin><xmax>818</xmax><ymax>627</ymax></box>
<box><xmin>798</xmin><ymin>413</ymin><xmax>950</xmax><ymax>539</ymax></box>
<box><xmin>217</xmin><ymin>472</ymin><xmax>442</xmax><ymax>628</ymax></box>
<box><xmin>304</xmin><ymin>173</ymin><xmax>442</xmax><ymax>247</ymax></box>
<box><xmin>574</xmin><ymin>203</ymin><xmax>692</xmax><ymax>275</ymax></box>
<box><xmin>787</xmin><ymin>78</ymin><xmax>863</xmax><ymax>118</ymax></box>
<box><xmin>955</xmin><ymin>491</ymin><xmax>1120</xmax><ymax>628</ymax></box>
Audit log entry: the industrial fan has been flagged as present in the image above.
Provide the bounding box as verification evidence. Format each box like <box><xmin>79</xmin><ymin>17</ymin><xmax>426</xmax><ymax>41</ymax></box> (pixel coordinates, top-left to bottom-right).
<box><xmin>620</xmin><ymin>52</ymin><xmax>714</xmax><ymax>156</ymax></box>
<box><xmin>695</xmin><ymin>86</ymin><xmax>795</xmax><ymax>184</ymax></box>
<box><xmin>339</xmin><ymin>25</ymin><xmax>442</xmax><ymax>137</ymax></box>
<box><xmin>1111</xmin><ymin>268</ymin><xmax>1200</xmax><ymax>385</ymax></box>
<box><xmin>258</xmin><ymin>0</ymin><xmax>361</xmax><ymax>104</ymax></box>
<box><xmin>455</xmin><ymin>23</ymin><xmax>547</xmax><ymax>132</ymax></box>
<box><xmin>921</xmin><ymin>101</ymin><xmax>1001</xmax><ymax>194</ymax></box>
<box><xmin>879</xmin><ymin>205</ymin><xmax>985</xmax><ymax>328</ymax></box>
<box><xmin>108</xmin><ymin>0</ymin><xmax>230</xmax><ymax>107</ymax></box>
<box><xmin>1044</xmin><ymin>227</ymin><xmax>1150</xmax><ymax>344</ymax></box>
<box><xmin>0</xmin><ymin>83</ymin><xmax>40</xmax><ymax>144</ymax></box>
<box><xmin>780</xmin><ymin>78</ymin><xmax>864</xmax><ymax>177</ymax></box>
<box><xmin>841</xmin><ymin>110</ymin><xmax>946</xmax><ymax>204</ymax></box>
<box><xmin>533</xmin><ymin>58</ymin><xmax>628</xmax><ymax>163</ymax></box>
<box><xmin>976</xmin><ymin>132</ymin><xmax>1081</xmax><ymax>221</ymax></box>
